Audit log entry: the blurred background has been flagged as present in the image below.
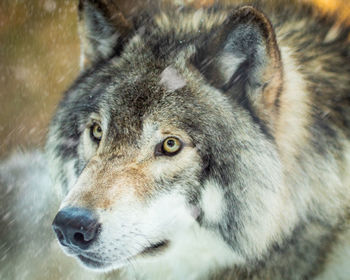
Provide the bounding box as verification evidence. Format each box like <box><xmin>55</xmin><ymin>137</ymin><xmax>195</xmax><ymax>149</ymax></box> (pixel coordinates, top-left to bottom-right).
<box><xmin>0</xmin><ymin>0</ymin><xmax>349</xmax><ymax>157</ymax></box>
<box><xmin>0</xmin><ymin>0</ymin><xmax>79</xmax><ymax>157</ymax></box>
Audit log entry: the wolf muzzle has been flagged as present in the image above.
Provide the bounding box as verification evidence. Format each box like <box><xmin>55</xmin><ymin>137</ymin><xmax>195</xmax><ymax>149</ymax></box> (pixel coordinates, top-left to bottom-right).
<box><xmin>52</xmin><ymin>207</ymin><xmax>100</xmax><ymax>250</ymax></box>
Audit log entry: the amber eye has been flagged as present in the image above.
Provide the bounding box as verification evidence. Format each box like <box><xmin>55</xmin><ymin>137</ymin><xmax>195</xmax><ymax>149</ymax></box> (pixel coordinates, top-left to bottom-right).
<box><xmin>90</xmin><ymin>123</ymin><xmax>102</xmax><ymax>142</ymax></box>
<box><xmin>161</xmin><ymin>137</ymin><xmax>182</xmax><ymax>155</ymax></box>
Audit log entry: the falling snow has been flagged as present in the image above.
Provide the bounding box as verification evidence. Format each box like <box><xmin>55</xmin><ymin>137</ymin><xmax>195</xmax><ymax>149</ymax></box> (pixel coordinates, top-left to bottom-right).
<box><xmin>1</xmin><ymin>0</ymin><xmax>350</xmax><ymax>279</ymax></box>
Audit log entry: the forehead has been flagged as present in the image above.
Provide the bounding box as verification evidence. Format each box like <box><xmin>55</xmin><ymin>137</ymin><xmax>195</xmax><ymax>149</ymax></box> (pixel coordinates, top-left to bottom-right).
<box><xmin>107</xmin><ymin>68</ymin><xmax>183</xmax><ymax>110</ymax></box>
<box><xmin>85</xmin><ymin>59</ymin><xmax>197</xmax><ymax>137</ymax></box>
<box><xmin>65</xmin><ymin>30</ymin><xmax>218</xmax><ymax>142</ymax></box>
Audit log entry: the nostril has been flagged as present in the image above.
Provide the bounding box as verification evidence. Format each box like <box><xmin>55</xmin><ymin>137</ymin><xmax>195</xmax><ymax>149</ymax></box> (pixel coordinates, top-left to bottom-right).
<box><xmin>73</xmin><ymin>223</ymin><xmax>101</xmax><ymax>244</ymax></box>
<box><xmin>74</xmin><ymin>232</ymin><xmax>87</xmax><ymax>243</ymax></box>
<box><xmin>55</xmin><ymin>228</ymin><xmax>64</xmax><ymax>242</ymax></box>
<box><xmin>53</xmin><ymin>227</ymin><xmax>69</xmax><ymax>247</ymax></box>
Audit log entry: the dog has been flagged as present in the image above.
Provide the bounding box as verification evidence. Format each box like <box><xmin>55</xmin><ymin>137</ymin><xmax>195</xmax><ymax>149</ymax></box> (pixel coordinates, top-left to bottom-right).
<box><xmin>2</xmin><ymin>0</ymin><xmax>350</xmax><ymax>279</ymax></box>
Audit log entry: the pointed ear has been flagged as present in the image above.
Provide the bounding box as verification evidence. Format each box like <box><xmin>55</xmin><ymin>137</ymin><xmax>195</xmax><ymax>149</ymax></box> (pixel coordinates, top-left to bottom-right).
<box><xmin>78</xmin><ymin>0</ymin><xmax>134</xmax><ymax>69</ymax></box>
<box><xmin>196</xmin><ymin>6</ymin><xmax>283</xmax><ymax>127</ymax></box>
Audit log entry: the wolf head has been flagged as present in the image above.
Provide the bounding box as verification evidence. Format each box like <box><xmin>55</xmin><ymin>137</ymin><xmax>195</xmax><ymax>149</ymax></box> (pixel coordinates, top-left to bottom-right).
<box><xmin>47</xmin><ymin>0</ymin><xmax>297</xmax><ymax>272</ymax></box>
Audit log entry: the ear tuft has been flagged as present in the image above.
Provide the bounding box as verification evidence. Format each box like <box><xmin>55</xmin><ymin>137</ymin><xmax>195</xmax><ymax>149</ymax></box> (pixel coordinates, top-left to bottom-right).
<box><xmin>78</xmin><ymin>0</ymin><xmax>133</xmax><ymax>69</ymax></box>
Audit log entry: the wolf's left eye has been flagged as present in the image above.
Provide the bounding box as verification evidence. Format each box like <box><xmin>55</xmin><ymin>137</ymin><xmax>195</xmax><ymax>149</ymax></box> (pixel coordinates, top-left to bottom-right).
<box><xmin>90</xmin><ymin>123</ymin><xmax>103</xmax><ymax>142</ymax></box>
<box><xmin>155</xmin><ymin>137</ymin><xmax>182</xmax><ymax>156</ymax></box>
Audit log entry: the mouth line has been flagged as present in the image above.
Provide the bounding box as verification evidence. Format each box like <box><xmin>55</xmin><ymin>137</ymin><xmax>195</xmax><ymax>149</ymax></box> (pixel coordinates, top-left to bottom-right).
<box><xmin>77</xmin><ymin>254</ymin><xmax>110</xmax><ymax>268</ymax></box>
<box><xmin>74</xmin><ymin>240</ymin><xmax>170</xmax><ymax>269</ymax></box>
<box><xmin>140</xmin><ymin>240</ymin><xmax>169</xmax><ymax>256</ymax></box>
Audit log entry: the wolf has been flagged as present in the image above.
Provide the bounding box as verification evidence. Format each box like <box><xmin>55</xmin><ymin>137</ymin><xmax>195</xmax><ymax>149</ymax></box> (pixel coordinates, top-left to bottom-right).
<box><xmin>12</xmin><ymin>0</ymin><xmax>349</xmax><ymax>279</ymax></box>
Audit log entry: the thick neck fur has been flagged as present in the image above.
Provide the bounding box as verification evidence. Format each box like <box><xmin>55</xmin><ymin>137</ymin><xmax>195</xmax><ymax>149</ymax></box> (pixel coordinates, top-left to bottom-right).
<box><xmin>115</xmin><ymin>46</ymin><xmax>350</xmax><ymax>280</ymax></box>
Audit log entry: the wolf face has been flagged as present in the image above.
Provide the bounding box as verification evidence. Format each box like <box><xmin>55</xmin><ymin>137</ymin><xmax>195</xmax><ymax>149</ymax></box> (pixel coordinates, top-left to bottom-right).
<box><xmin>48</xmin><ymin>0</ymin><xmax>298</xmax><ymax>273</ymax></box>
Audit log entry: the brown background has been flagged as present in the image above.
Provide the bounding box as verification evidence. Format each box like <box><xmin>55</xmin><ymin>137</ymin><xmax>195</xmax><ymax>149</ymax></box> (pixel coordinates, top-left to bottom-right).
<box><xmin>0</xmin><ymin>0</ymin><xmax>349</xmax><ymax>157</ymax></box>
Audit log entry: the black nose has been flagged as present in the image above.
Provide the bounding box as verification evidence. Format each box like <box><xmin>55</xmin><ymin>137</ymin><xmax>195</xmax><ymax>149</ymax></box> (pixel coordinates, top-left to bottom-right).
<box><xmin>52</xmin><ymin>207</ymin><xmax>100</xmax><ymax>250</ymax></box>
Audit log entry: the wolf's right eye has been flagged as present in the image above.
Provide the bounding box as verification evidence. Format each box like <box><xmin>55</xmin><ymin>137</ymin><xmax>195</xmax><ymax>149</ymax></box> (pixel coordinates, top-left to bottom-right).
<box><xmin>90</xmin><ymin>123</ymin><xmax>103</xmax><ymax>142</ymax></box>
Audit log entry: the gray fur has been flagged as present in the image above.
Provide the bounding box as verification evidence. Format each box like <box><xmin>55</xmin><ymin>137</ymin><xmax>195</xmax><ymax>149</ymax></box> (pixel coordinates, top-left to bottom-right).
<box><xmin>48</xmin><ymin>0</ymin><xmax>350</xmax><ymax>278</ymax></box>
<box><xmin>2</xmin><ymin>0</ymin><xmax>350</xmax><ymax>279</ymax></box>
